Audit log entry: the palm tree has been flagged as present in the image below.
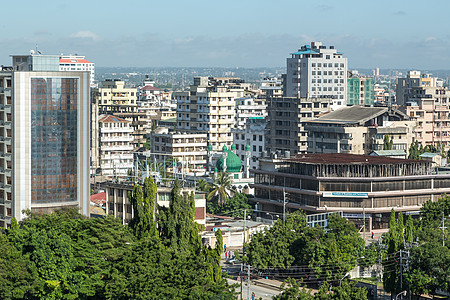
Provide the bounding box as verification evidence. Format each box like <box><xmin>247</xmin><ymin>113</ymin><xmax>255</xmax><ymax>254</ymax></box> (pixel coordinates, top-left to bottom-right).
<box><xmin>207</xmin><ymin>172</ymin><xmax>233</xmax><ymax>206</ymax></box>
<box><xmin>197</xmin><ymin>179</ymin><xmax>213</xmax><ymax>193</ymax></box>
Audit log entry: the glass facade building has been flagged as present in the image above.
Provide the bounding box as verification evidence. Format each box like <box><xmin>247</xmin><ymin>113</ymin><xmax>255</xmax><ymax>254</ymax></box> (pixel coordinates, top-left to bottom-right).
<box><xmin>30</xmin><ymin>78</ymin><xmax>78</xmax><ymax>204</ymax></box>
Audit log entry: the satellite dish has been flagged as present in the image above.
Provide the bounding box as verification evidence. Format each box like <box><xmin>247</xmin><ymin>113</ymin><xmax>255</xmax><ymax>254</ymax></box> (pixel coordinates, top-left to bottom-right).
<box><xmin>30</xmin><ymin>50</ymin><xmax>35</xmax><ymax>55</ymax></box>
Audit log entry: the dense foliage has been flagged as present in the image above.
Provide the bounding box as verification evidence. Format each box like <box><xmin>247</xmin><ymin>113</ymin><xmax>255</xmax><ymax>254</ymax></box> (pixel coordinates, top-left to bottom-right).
<box><xmin>382</xmin><ymin>195</ymin><xmax>450</xmax><ymax>298</ymax></box>
<box><xmin>242</xmin><ymin>212</ymin><xmax>376</xmax><ymax>282</ymax></box>
<box><xmin>0</xmin><ymin>178</ymin><xmax>234</xmax><ymax>299</ymax></box>
<box><xmin>207</xmin><ymin>193</ymin><xmax>252</xmax><ymax>218</ymax></box>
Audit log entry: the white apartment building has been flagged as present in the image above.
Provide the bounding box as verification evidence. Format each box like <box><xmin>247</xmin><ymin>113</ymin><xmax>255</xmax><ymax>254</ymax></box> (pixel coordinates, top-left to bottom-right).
<box><xmin>233</xmin><ymin>119</ymin><xmax>266</xmax><ymax>170</ymax></box>
<box><xmin>99</xmin><ymin>115</ymin><xmax>134</xmax><ymax>178</ymax></box>
<box><xmin>173</xmin><ymin>76</ymin><xmax>244</xmax><ymax>151</ymax></box>
<box><xmin>59</xmin><ymin>55</ymin><xmax>95</xmax><ymax>87</ymax></box>
<box><xmin>285</xmin><ymin>41</ymin><xmax>348</xmax><ymax>110</ymax></box>
<box><xmin>235</xmin><ymin>97</ymin><xmax>267</xmax><ymax>128</ymax></box>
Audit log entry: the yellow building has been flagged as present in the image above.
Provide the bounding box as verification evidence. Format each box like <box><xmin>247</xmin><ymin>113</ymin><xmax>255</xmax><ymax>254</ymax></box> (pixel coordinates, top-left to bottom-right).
<box><xmin>98</xmin><ymin>79</ymin><xmax>137</xmax><ymax>109</ymax></box>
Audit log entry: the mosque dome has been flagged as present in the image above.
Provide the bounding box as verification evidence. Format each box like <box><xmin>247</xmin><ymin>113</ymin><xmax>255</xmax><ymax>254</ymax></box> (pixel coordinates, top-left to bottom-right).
<box><xmin>215</xmin><ymin>149</ymin><xmax>243</xmax><ymax>173</ymax></box>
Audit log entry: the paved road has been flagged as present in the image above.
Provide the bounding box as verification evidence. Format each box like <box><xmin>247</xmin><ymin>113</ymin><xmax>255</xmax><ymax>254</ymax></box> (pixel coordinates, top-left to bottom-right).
<box><xmin>227</xmin><ymin>278</ymin><xmax>281</xmax><ymax>300</ymax></box>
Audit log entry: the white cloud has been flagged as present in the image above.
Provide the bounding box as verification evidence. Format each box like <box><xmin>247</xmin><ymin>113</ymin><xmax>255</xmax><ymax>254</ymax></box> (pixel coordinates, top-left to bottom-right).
<box><xmin>70</xmin><ymin>30</ymin><xmax>100</xmax><ymax>41</ymax></box>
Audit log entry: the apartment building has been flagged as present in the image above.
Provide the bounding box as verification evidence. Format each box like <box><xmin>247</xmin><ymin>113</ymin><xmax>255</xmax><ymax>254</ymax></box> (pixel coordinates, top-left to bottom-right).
<box><xmin>98</xmin><ymin>115</ymin><xmax>134</xmax><ymax>178</ymax></box>
<box><xmin>285</xmin><ymin>41</ymin><xmax>348</xmax><ymax>110</ymax></box>
<box><xmin>235</xmin><ymin>97</ymin><xmax>267</xmax><ymax>128</ymax></box>
<box><xmin>233</xmin><ymin>119</ymin><xmax>266</xmax><ymax>170</ymax></box>
<box><xmin>151</xmin><ymin>127</ymin><xmax>208</xmax><ymax>174</ymax></box>
<box><xmin>265</xmin><ymin>96</ymin><xmax>333</xmax><ymax>155</ymax></box>
<box><xmin>97</xmin><ymin>79</ymin><xmax>147</xmax><ymax>149</ymax></box>
<box><xmin>305</xmin><ymin>106</ymin><xmax>413</xmax><ymax>155</ymax></box>
<box><xmin>173</xmin><ymin>76</ymin><xmax>244</xmax><ymax>151</ymax></box>
<box><xmin>260</xmin><ymin>77</ymin><xmax>283</xmax><ymax>99</ymax></box>
<box><xmin>347</xmin><ymin>77</ymin><xmax>375</xmax><ymax>106</ymax></box>
<box><xmin>0</xmin><ymin>55</ymin><xmax>90</xmax><ymax>227</ymax></box>
<box><xmin>404</xmin><ymin>86</ymin><xmax>450</xmax><ymax>152</ymax></box>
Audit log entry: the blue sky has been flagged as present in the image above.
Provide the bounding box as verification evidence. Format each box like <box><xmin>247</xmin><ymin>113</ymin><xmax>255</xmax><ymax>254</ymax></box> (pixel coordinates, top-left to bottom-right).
<box><xmin>1</xmin><ymin>0</ymin><xmax>449</xmax><ymax>69</ymax></box>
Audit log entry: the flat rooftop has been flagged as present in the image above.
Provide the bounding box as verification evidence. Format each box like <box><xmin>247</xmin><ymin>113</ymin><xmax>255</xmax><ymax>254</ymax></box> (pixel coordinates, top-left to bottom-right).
<box><xmin>308</xmin><ymin>106</ymin><xmax>387</xmax><ymax>125</ymax></box>
<box><xmin>283</xmin><ymin>153</ymin><xmax>425</xmax><ymax>165</ymax></box>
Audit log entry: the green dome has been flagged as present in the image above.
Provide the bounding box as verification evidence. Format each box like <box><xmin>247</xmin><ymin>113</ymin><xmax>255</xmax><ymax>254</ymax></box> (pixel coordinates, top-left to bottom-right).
<box><xmin>216</xmin><ymin>149</ymin><xmax>243</xmax><ymax>173</ymax></box>
<box><xmin>222</xmin><ymin>145</ymin><xmax>228</xmax><ymax>152</ymax></box>
<box><xmin>231</xmin><ymin>144</ymin><xmax>236</xmax><ymax>151</ymax></box>
<box><xmin>208</xmin><ymin>144</ymin><xmax>213</xmax><ymax>151</ymax></box>
<box><xmin>245</xmin><ymin>144</ymin><xmax>251</xmax><ymax>151</ymax></box>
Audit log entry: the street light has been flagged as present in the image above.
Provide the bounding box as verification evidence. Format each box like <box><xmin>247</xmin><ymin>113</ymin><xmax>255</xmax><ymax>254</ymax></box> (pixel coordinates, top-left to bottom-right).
<box><xmin>396</xmin><ymin>291</ymin><xmax>407</xmax><ymax>300</ymax></box>
<box><xmin>339</xmin><ymin>272</ymin><xmax>350</xmax><ymax>286</ymax></box>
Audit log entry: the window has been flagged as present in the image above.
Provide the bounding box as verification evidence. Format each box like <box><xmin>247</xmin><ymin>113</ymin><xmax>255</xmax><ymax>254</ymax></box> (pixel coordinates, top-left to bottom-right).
<box><xmin>253</xmin><ymin>135</ymin><xmax>256</xmax><ymax>141</ymax></box>
<box><xmin>259</xmin><ymin>135</ymin><xmax>262</xmax><ymax>141</ymax></box>
<box><xmin>326</xmin><ymin>55</ymin><xmax>330</xmax><ymax>59</ymax></box>
<box><xmin>253</xmin><ymin>145</ymin><xmax>256</xmax><ymax>151</ymax></box>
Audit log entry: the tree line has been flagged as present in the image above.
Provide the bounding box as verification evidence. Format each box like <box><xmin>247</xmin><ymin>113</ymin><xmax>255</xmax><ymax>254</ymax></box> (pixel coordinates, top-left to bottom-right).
<box><xmin>0</xmin><ymin>178</ymin><xmax>234</xmax><ymax>299</ymax></box>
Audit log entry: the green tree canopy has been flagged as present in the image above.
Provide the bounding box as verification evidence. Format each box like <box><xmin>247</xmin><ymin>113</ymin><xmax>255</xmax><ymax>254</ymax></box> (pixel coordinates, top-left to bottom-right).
<box><xmin>207</xmin><ymin>172</ymin><xmax>234</xmax><ymax>206</ymax></box>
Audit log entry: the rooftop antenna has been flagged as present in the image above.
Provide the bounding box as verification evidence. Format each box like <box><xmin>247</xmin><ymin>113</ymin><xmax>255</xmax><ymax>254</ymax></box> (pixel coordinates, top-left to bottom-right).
<box><xmin>35</xmin><ymin>44</ymin><xmax>42</xmax><ymax>55</ymax></box>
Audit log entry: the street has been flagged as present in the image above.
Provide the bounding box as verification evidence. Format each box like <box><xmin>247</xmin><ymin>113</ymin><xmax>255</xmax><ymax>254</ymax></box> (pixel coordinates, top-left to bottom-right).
<box><xmin>227</xmin><ymin>278</ymin><xmax>281</xmax><ymax>300</ymax></box>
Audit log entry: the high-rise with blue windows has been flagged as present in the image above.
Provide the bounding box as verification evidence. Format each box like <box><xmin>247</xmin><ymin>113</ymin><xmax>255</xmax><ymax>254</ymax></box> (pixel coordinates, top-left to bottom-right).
<box><xmin>0</xmin><ymin>53</ymin><xmax>90</xmax><ymax>228</ymax></box>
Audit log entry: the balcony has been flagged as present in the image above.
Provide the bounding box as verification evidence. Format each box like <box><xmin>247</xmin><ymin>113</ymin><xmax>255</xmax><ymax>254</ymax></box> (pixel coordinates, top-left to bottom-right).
<box><xmin>101</xmin><ymin>145</ymin><xmax>134</xmax><ymax>151</ymax></box>
<box><xmin>100</xmin><ymin>127</ymin><xmax>133</xmax><ymax>133</ymax></box>
<box><xmin>100</xmin><ymin>136</ymin><xmax>134</xmax><ymax>142</ymax></box>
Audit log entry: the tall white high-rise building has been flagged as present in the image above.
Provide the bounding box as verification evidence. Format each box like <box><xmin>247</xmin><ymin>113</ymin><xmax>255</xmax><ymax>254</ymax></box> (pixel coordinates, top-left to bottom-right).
<box><xmin>285</xmin><ymin>41</ymin><xmax>348</xmax><ymax>110</ymax></box>
<box><xmin>0</xmin><ymin>54</ymin><xmax>90</xmax><ymax>227</ymax></box>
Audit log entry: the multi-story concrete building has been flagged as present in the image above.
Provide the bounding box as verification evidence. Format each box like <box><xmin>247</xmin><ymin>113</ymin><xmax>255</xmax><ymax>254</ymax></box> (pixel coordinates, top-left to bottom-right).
<box><xmin>251</xmin><ymin>153</ymin><xmax>450</xmax><ymax>229</ymax></box>
<box><xmin>305</xmin><ymin>106</ymin><xmax>414</xmax><ymax>155</ymax></box>
<box><xmin>266</xmin><ymin>96</ymin><xmax>333</xmax><ymax>155</ymax></box>
<box><xmin>0</xmin><ymin>55</ymin><xmax>90</xmax><ymax>227</ymax></box>
<box><xmin>233</xmin><ymin>119</ymin><xmax>266</xmax><ymax>170</ymax></box>
<box><xmin>100</xmin><ymin>181</ymin><xmax>206</xmax><ymax>227</ymax></box>
<box><xmin>59</xmin><ymin>55</ymin><xmax>95</xmax><ymax>87</ymax></box>
<box><xmin>404</xmin><ymin>86</ymin><xmax>450</xmax><ymax>152</ymax></box>
<box><xmin>98</xmin><ymin>115</ymin><xmax>134</xmax><ymax>178</ymax></box>
<box><xmin>260</xmin><ymin>77</ymin><xmax>283</xmax><ymax>99</ymax></box>
<box><xmin>347</xmin><ymin>77</ymin><xmax>375</xmax><ymax>106</ymax></box>
<box><xmin>235</xmin><ymin>97</ymin><xmax>267</xmax><ymax>128</ymax></box>
<box><xmin>98</xmin><ymin>79</ymin><xmax>137</xmax><ymax>109</ymax></box>
<box><xmin>395</xmin><ymin>71</ymin><xmax>444</xmax><ymax>105</ymax></box>
<box><xmin>97</xmin><ymin>79</ymin><xmax>147</xmax><ymax>149</ymax></box>
<box><xmin>285</xmin><ymin>42</ymin><xmax>348</xmax><ymax>110</ymax></box>
<box><xmin>173</xmin><ymin>76</ymin><xmax>244</xmax><ymax>151</ymax></box>
<box><xmin>151</xmin><ymin>127</ymin><xmax>208</xmax><ymax>174</ymax></box>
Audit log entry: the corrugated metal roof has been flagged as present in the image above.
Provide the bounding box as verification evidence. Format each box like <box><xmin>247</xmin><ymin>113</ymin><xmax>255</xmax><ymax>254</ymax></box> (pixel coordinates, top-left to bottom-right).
<box><xmin>420</xmin><ymin>152</ymin><xmax>440</xmax><ymax>158</ymax></box>
<box><xmin>371</xmin><ymin>150</ymin><xmax>407</xmax><ymax>156</ymax></box>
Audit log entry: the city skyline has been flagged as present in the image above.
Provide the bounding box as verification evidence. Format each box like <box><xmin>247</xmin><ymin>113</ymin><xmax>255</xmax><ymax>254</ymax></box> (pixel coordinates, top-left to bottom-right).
<box><xmin>1</xmin><ymin>0</ymin><xmax>450</xmax><ymax>69</ymax></box>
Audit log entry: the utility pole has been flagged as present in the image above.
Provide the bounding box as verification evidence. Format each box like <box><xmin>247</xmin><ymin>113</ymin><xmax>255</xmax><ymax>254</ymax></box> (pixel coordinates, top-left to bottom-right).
<box><xmin>363</xmin><ymin>207</ymin><xmax>366</xmax><ymax>241</ymax></box>
<box><xmin>247</xmin><ymin>264</ymin><xmax>250</xmax><ymax>300</ymax></box>
<box><xmin>400</xmin><ymin>250</ymin><xmax>403</xmax><ymax>297</ymax></box>
<box><xmin>283</xmin><ymin>188</ymin><xmax>286</xmax><ymax>222</ymax></box>
<box><xmin>438</xmin><ymin>212</ymin><xmax>447</xmax><ymax>247</ymax></box>
<box><xmin>240</xmin><ymin>264</ymin><xmax>243</xmax><ymax>300</ymax></box>
<box><xmin>399</xmin><ymin>249</ymin><xmax>410</xmax><ymax>300</ymax></box>
<box><xmin>241</xmin><ymin>209</ymin><xmax>246</xmax><ymax>300</ymax></box>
